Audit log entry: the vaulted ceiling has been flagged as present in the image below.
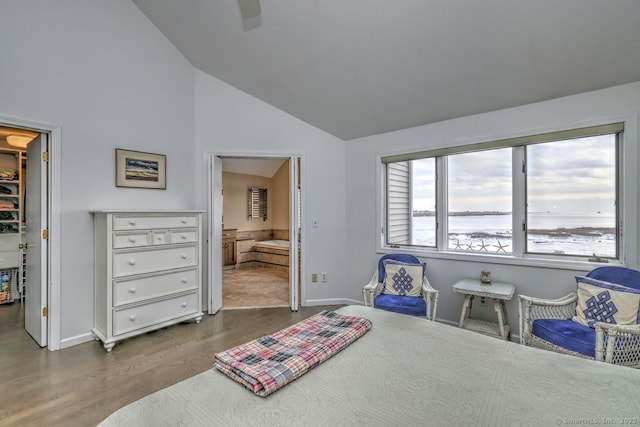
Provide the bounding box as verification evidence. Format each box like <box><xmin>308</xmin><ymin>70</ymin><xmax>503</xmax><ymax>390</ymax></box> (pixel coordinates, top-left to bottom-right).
<box><xmin>133</xmin><ymin>0</ymin><xmax>640</xmax><ymax>141</ymax></box>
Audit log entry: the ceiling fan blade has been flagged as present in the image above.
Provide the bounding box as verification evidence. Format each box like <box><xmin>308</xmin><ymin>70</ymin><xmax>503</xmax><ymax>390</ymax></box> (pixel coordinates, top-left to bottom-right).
<box><xmin>237</xmin><ymin>0</ymin><xmax>261</xmax><ymax>20</ymax></box>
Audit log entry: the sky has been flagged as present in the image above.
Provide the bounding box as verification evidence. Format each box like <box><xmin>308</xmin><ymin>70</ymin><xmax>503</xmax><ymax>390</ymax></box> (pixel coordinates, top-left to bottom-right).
<box><xmin>410</xmin><ymin>134</ymin><xmax>616</xmax><ymax>215</ymax></box>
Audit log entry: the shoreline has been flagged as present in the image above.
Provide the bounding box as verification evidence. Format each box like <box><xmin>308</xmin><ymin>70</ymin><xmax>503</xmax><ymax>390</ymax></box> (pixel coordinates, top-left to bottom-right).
<box><xmin>450</xmin><ymin>227</ymin><xmax>615</xmax><ymax>239</ymax></box>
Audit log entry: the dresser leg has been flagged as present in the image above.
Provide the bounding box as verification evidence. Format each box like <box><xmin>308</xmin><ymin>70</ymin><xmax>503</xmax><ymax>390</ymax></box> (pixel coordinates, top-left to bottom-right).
<box><xmin>104</xmin><ymin>342</ymin><xmax>116</xmax><ymax>352</ymax></box>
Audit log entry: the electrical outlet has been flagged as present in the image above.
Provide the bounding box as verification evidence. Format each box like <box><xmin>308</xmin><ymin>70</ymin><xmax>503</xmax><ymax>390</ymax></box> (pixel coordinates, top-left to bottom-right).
<box><xmin>321</xmin><ymin>272</ymin><xmax>328</xmax><ymax>282</ymax></box>
<box><xmin>480</xmin><ymin>296</ymin><xmax>487</xmax><ymax>305</ymax></box>
<box><xmin>312</xmin><ymin>273</ymin><xmax>318</xmax><ymax>283</ymax></box>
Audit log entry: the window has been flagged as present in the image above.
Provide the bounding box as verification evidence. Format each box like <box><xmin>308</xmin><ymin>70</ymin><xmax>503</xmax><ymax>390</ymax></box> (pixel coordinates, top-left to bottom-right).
<box><xmin>382</xmin><ymin>122</ymin><xmax>623</xmax><ymax>261</ymax></box>
<box><xmin>526</xmin><ymin>135</ymin><xmax>617</xmax><ymax>257</ymax></box>
<box><xmin>447</xmin><ymin>149</ymin><xmax>512</xmax><ymax>253</ymax></box>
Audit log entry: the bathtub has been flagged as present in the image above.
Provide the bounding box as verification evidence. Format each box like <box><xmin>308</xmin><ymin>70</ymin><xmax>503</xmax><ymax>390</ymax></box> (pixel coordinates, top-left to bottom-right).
<box><xmin>252</xmin><ymin>240</ymin><xmax>290</xmax><ymax>267</ymax></box>
<box><xmin>254</xmin><ymin>240</ymin><xmax>290</xmax><ymax>250</ymax></box>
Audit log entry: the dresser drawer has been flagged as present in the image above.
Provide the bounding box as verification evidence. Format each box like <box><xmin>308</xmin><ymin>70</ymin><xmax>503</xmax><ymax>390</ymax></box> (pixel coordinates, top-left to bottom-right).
<box><xmin>113</xmin><ymin>215</ymin><xmax>198</xmax><ymax>231</ymax></box>
<box><xmin>0</xmin><ymin>250</ymin><xmax>19</xmax><ymax>269</ymax></box>
<box><xmin>114</xmin><ymin>230</ymin><xmax>197</xmax><ymax>247</ymax></box>
<box><xmin>113</xmin><ymin>268</ymin><xmax>198</xmax><ymax>306</ymax></box>
<box><xmin>113</xmin><ymin>232</ymin><xmax>150</xmax><ymax>249</ymax></box>
<box><xmin>113</xmin><ymin>292</ymin><xmax>199</xmax><ymax>336</ymax></box>
<box><xmin>170</xmin><ymin>229</ymin><xmax>198</xmax><ymax>244</ymax></box>
<box><xmin>152</xmin><ymin>231</ymin><xmax>168</xmax><ymax>245</ymax></box>
<box><xmin>113</xmin><ymin>246</ymin><xmax>197</xmax><ymax>277</ymax></box>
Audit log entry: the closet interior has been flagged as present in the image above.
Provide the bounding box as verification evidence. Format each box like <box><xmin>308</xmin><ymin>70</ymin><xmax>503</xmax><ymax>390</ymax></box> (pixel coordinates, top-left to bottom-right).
<box><xmin>0</xmin><ymin>127</ymin><xmax>35</xmax><ymax>306</ymax></box>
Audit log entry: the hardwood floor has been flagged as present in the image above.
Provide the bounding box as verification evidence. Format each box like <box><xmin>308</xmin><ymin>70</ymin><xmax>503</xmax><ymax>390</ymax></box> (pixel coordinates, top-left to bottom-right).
<box><xmin>0</xmin><ymin>301</ymin><xmax>342</xmax><ymax>427</ymax></box>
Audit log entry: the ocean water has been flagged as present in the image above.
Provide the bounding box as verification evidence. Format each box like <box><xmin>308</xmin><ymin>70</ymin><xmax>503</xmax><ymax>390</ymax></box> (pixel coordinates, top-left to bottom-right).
<box><xmin>411</xmin><ymin>213</ymin><xmax>616</xmax><ymax>257</ymax></box>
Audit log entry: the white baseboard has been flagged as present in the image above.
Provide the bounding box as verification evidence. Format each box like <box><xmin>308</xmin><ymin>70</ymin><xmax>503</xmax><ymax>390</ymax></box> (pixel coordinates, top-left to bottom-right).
<box><xmin>60</xmin><ymin>332</ymin><xmax>95</xmax><ymax>349</ymax></box>
<box><xmin>435</xmin><ymin>318</ymin><xmax>459</xmax><ymax>327</ymax></box>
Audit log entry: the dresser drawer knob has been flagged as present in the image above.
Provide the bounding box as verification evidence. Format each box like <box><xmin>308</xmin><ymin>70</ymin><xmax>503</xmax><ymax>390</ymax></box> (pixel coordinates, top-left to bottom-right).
<box><xmin>181</xmin><ymin>235</ymin><xmax>187</xmax><ymax>240</ymax></box>
<box><xmin>129</xmin><ymin>287</ymin><xmax>136</xmax><ymax>294</ymax></box>
<box><xmin>180</xmin><ymin>254</ymin><xmax>187</xmax><ymax>259</ymax></box>
<box><xmin>128</xmin><ymin>259</ymin><xmax>136</xmax><ymax>265</ymax></box>
<box><xmin>181</xmin><ymin>219</ymin><xmax>187</xmax><ymax>224</ymax></box>
<box><xmin>128</xmin><ymin>238</ymin><xmax>136</xmax><ymax>243</ymax></box>
<box><xmin>128</xmin><ymin>220</ymin><xmax>136</xmax><ymax>226</ymax></box>
<box><xmin>129</xmin><ymin>315</ymin><xmax>136</xmax><ymax>321</ymax></box>
<box><xmin>181</xmin><ymin>302</ymin><xmax>187</xmax><ymax>308</ymax></box>
<box><xmin>181</xmin><ymin>278</ymin><xmax>188</xmax><ymax>284</ymax></box>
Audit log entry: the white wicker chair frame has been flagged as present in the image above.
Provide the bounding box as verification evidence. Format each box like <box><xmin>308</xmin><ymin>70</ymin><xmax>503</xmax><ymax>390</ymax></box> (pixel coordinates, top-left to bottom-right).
<box><xmin>596</xmin><ymin>323</ymin><xmax>640</xmax><ymax>368</ymax></box>
<box><xmin>519</xmin><ymin>292</ymin><xmax>640</xmax><ymax>368</ymax></box>
<box><xmin>362</xmin><ymin>269</ymin><xmax>439</xmax><ymax>321</ymax></box>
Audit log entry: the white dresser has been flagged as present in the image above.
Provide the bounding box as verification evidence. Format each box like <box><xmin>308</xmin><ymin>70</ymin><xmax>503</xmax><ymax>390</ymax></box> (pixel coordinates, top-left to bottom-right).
<box><xmin>91</xmin><ymin>210</ymin><xmax>204</xmax><ymax>352</ymax></box>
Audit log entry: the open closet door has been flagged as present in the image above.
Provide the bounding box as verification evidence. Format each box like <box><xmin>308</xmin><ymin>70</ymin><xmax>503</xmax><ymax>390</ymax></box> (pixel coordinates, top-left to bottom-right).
<box><xmin>209</xmin><ymin>155</ymin><xmax>223</xmax><ymax>314</ymax></box>
<box><xmin>289</xmin><ymin>157</ymin><xmax>300</xmax><ymax>311</ymax></box>
<box><xmin>25</xmin><ymin>134</ymin><xmax>47</xmax><ymax>347</ymax></box>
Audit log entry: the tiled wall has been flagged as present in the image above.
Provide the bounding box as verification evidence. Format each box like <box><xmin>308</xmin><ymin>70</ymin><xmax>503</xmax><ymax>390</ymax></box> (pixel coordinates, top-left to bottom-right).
<box><xmin>236</xmin><ymin>229</ymin><xmax>290</xmax><ymax>267</ymax></box>
<box><xmin>237</xmin><ymin>229</ymin><xmax>289</xmax><ymax>241</ymax></box>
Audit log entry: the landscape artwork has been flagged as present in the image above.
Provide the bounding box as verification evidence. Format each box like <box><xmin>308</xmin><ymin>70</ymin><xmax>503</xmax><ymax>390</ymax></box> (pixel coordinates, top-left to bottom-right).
<box><xmin>115</xmin><ymin>149</ymin><xmax>166</xmax><ymax>189</ymax></box>
<box><xmin>126</xmin><ymin>158</ymin><xmax>158</xmax><ymax>182</ymax></box>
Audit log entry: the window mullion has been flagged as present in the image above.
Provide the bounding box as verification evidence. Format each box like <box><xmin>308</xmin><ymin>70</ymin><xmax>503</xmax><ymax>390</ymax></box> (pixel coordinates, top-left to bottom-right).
<box><xmin>512</xmin><ymin>146</ymin><xmax>526</xmax><ymax>256</ymax></box>
<box><xmin>436</xmin><ymin>156</ymin><xmax>448</xmax><ymax>251</ymax></box>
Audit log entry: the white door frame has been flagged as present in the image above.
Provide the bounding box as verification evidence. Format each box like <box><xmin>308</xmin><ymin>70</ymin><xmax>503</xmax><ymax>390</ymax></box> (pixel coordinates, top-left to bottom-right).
<box><xmin>206</xmin><ymin>152</ymin><xmax>303</xmax><ymax>313</ymax></box>
<box><xmin>0</xmin><ymin>115</ymin><xmax>61</xmax><ymax>351</ymax></box>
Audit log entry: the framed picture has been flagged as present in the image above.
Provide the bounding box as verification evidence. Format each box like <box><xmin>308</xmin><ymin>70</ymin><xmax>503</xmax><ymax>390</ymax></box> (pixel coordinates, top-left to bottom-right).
<box><xmin>115</xmin><ymin>149</ymin><xmax>166</xmax><ymax>189</ymax></box>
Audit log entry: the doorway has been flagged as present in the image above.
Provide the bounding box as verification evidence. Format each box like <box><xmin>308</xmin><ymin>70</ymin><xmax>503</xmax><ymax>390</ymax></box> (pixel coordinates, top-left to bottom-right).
<box><xmin>208</xmin><ymin>154</ymin><xmax>301</xmax><ymax>314</ymax></box>
<box><xmin>0</xmin><ymin>122</ymin><xmax>51</xmax><ymax>349</ymax></box>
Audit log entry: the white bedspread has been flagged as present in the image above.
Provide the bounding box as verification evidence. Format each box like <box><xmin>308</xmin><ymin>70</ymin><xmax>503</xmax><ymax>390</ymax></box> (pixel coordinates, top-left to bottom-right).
<box><xmin>100</xmin><ymin>305</ymin><xmax>640</xmax><ymax>426</ymax></box>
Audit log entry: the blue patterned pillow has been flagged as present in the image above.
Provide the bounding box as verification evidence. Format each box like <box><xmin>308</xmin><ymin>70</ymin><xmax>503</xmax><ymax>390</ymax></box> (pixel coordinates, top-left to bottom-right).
<box><xmin>381</xmin><ymin>260</ymin><xmax>424</xmax><ymax>297</ymax></box>
<box><xmin>572</xmin><ymin>276</ymin><xmax>640</xmax><ymax>328</ymax></box>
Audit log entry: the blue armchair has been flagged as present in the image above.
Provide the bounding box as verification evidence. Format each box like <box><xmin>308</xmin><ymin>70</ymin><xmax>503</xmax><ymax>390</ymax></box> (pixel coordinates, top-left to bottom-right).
<box><xmin>362</xmin><ymin>254</ymin><xmax>438</xmax><ymax>320</ymax></box>
<box><xmin>519</xmin><ymin>266</ymin><xmax>640</xmax><ymax>368</ymax></box>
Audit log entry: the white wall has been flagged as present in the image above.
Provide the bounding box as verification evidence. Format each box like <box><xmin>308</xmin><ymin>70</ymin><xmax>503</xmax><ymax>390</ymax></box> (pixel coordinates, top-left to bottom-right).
<box><xmin>346</xmin><ymin>82</ymin><xmax>640</xmax><ymax>335</ymax></box>
<box><xmin>0</xmin><ymin>1</ymin><xmax>349</xmax><ymax>349</ymax></box>
<box><xmin>194</xmin><ymin>70</ymin><xmax>349</xmax><ymax>306</ymax></box>
<box><xmin>0</xmin><ymin>1</ymin><xmax>196</xmax><ymax>347</ymax></box>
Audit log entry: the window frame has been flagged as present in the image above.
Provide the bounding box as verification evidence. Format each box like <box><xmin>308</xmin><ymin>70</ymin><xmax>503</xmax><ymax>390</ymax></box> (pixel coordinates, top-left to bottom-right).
<box><xmin>377</xmin><ymin>117</ymin><xmax>637</xmax><ymax>270</ymax></box>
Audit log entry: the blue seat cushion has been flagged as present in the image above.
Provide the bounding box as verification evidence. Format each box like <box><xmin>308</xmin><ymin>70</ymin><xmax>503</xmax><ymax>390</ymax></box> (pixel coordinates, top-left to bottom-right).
<box><xmin>373</xmin><ymin>294</ymin><xmax>426</xmax><ymax>317</ymax></box>
<box><xmin>531</xmin><ymin>319</ymin><xmax>596</xmax><ymax>358</ymax></box>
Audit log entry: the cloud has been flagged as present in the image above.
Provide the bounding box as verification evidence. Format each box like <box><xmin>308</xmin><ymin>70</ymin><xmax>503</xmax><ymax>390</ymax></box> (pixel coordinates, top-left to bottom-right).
<box><xmin>406</xmin><ymin>134</ymin><xmax>616</xmax><ymax>213</ymax></box>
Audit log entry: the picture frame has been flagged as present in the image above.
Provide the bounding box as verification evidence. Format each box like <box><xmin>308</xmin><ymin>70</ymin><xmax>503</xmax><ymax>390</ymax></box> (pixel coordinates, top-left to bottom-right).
<box><xmin>115</xmin><ymin>149</ymin><xmax>166</xmax><ymax>189</ymax></box>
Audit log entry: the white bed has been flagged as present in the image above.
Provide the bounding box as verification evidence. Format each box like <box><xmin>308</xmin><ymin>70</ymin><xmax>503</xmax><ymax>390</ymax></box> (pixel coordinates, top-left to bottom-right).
<box><xmin>100</xmin><ymin>305</ymin><xmax>640</xmax><ymax>426</ymax></box>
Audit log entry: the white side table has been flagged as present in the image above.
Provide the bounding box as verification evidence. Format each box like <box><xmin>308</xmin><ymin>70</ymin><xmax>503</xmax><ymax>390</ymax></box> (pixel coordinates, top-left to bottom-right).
<box><xmin>452</xmin><ymin>279</ymin><xmax>516</xmax><ymax>340</ymax></box>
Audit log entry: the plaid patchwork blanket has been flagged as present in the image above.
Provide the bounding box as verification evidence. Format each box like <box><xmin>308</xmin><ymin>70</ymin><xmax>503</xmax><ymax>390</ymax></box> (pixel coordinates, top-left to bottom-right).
<box><xmin>213</xmin><ymin>310</ymin><xmax>372</xmax><ymax>397</ymax></box>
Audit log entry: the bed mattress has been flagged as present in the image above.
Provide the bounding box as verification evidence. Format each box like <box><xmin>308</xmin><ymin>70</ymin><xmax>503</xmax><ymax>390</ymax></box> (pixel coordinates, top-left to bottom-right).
<box><xmin>99</xmin><ymin>305</ymin><xmax>640</xmax><ymax>426</ymax></box>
